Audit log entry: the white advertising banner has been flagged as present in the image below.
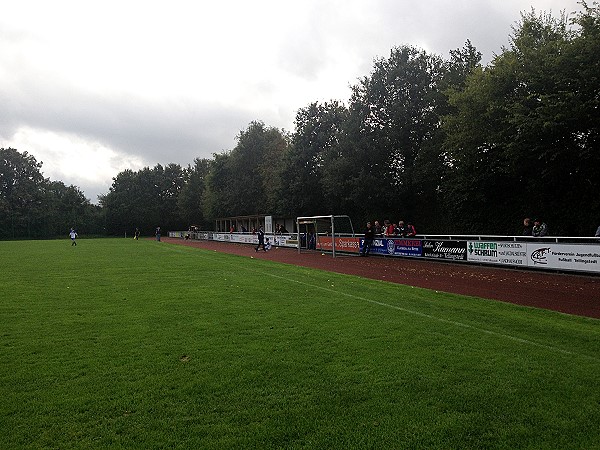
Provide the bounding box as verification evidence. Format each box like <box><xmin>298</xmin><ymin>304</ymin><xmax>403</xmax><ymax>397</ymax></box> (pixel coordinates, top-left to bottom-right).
<box><xmin>468</xmin><ymin>240</ymin><xmax>600</xmax><ymax>273</ymax></box>
<box><xmin>212</xmin><ymin>233</ymin><xmax>296</xmax><ymax>248</ymax></box>
<box><xmin>527</xmin><ymin>243</ymin><xmax>600</xmax><ymax>273</ymax></box>
<box><xmin>467</xmin><ymin>241</ymin><xmax>528</xmax><ymax>267</ymax></box>
<box><xmin>213</xmin><ymin>233</ymin><xmax>256</xmax><ymax>244</ymax></box>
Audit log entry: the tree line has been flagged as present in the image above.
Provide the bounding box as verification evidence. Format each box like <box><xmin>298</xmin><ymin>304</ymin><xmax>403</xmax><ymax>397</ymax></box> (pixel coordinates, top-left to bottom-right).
<box><xmin>2</xmin><ymin>6</ymin><xmax>599</xmax><ymax>239</ymax></box>
<box><xmin>0</xmin><ymin>148</ymin><xmax>103</xmax><ymax>239</ymax></box>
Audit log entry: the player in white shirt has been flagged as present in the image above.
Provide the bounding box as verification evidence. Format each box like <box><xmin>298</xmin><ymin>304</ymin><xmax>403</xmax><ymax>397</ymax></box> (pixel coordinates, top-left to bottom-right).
<box><xmin>69</xmin><ymin>228</ymin><xmax>78</xmax><ymax>246</ymax></box>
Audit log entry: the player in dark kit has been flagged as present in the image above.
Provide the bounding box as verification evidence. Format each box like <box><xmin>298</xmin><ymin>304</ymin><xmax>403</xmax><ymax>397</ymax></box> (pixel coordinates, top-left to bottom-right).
<box><xmin>255</xmin><ymin>226</ymin><xmax>266</xmax><ymax>252</ymax></box>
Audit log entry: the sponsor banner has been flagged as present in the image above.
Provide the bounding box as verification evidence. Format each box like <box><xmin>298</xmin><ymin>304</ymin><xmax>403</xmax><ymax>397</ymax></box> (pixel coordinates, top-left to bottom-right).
<box><xmin>389</xmin><ymin>239</ymin><xmax>422</xmax><ymax>257</ymax></box>
<box><xmin>360</xmin><ymin>238</ymin><xmax>390</xmax><ymax>256</ymax></box>
<box><xmin>468</xmin><ymin>241</ymin><xmax>528</xmax><ymax>266</ymax></box>
<box><xmin>422</xmin><ymin>240</ymin><xmax>467</xmax><ymax>261</ymax></box>
<box><xmin>318</xmin><ymin>236</ymin><xmax>361</xmax><ymax>253</ymax></box>
<box><xmin>199</xmin><ymin>232</ymin><xmax>212</xmax><ymax>240</ymax></box>
<box><xmin>359</xmin><ymin>238</ymin><xmax>423</xmax><ymax>256</ymax></box>
<box><xmin>271</xmin><ymin>234</ymin><xmax>296</xmax><ymax>248</ymax></box>
<box><xmin>174</xmin><ymin>230</ymin><xmax>600</xmax><ymax>274</ymax></box>
<box><xmin>212</xmin><ymin>233</ymin><xmax>296</xmax><ymax>247</ymax></box>
<box><xmin>527</xmin><ymin>243</ymin><xmax>600</xmax><ymax>273</ymax></box>
<box><xmin>213</xmin><ymin>233</ymin><xmax>256</xmax><ymax>244</ymax></box>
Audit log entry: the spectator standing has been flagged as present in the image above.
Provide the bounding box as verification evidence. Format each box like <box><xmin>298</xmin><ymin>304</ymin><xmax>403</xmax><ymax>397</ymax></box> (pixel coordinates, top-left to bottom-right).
<box><xmin>396</xmin><ymin>221</ymin><xmax>407</xmax><ymax>237</ymax></box>
<box><xmin>134</xmin><ymin>227</ymin><xmax>140</xmax><ymax>240</ymax></box>
<box><xmin>522</xmin><ymin>218</ymin><xmax>533</xmax><ymax>236</ymax></box>
<box><xmin>406</xmin><ymin>222</ymin><xmax>417</xmax><ymax>237</ymax></box>
<box><xmin>374</xmin><ymin>221</ymin><xmax>382</xmax><ymax>235</ymax></box>
<box><xmin>384</xmin><ymin>220</ymin><xmax>395</xmax><ymax>237</ymax></box>
<box><xmin>532</xmin><ymin>219</ymin><xmax>548</xmax><ymax>237</ymax></box>
<box><xmin>155</xmin><ymin>226</ymin><xmax>161</xmax><ymax>241</ymax></box>
<box><xmin>361</xmin><ymin>222</ymin><xmax>375</xmax><ymax>256</ymax></box>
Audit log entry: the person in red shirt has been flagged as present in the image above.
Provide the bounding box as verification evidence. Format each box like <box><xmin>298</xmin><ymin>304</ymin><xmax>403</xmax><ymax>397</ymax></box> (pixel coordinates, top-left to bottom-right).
<box><xmin>384</xmin><ymin>220</ymin><xmax>395</xmax><ymax>236</ymax></box>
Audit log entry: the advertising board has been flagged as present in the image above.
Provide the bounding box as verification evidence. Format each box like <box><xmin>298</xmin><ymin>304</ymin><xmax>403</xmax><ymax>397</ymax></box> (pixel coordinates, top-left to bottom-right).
<box><xmin>271</xmin><ymin>234</ymin><xmax>296</xmax><ymax>248</ymax></box>
<box><xmin>213</xmin><ymin>233</ymin><xmax>256</xmax><ymax>244</ymax></box>
<box><xmin>173</xmin><ymin>228</ymin><xmax>600</xmax><ymax>274</ymax></box>
<box><xmin>527</xmin><ymin>243</ymin><xmax>600</xmax><ymax>273</ymax></box>
<box><xmin>422</xmin><ymin>240</ymin><xmax>467</xmax><ymax>261</ymax></box>
<box><xmin>467</xmin><ymin>241</ymin><xmax>528</xmax><ymax>266</ymax></box>
<box><xmin>318</xmin><ymin>237</ymin><xmax>361</xmax><ymax>253</ymax></box>
<box><xmin>211</xmin><ymin>232</ymin><xmax>297</xmax><ymax>248</ymax></box>
<box><xmin>360</xmin><ymin>238</ymin><xmax>388</xmax><ymax>256</ymax></box>
<box><xmin>387</xmin><ymin>239</ymin><xmax>422</xmax><ymax>257</ymax></box>
<box><xmin>358</xmin><ymin>238</ymin><xmax>422</xmax><ymax>256</ymax></box>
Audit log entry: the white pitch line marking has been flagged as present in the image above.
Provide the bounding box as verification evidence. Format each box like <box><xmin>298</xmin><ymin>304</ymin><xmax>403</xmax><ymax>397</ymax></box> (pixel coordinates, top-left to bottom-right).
<box><xmin>263</xmin><ymin>271</ymin><xmax>599</xmax><ymax>362</ymax></box>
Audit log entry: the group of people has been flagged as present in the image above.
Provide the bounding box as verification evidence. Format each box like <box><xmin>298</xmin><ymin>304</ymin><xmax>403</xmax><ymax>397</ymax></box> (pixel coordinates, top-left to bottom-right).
<box><xmin>374</xmin><ymin>219</ymin><xmax>416</xmax><ymax>238</ymax></box>
<box><xmin>361</xmin><ymin>219</ymin><xmax>417</xmax><ymax>256</ymax></box>
<box><xmin>275</xmin><ymin>223</ymin><xmax>289</xmax><ymax>234</ymax></box>
<box><xmin>229</xmin><ymin>225</ymin><xmax>249</xmax><ymax>233</ymax></box>
<box><xmin>522</xmin><ymin>218</ymin><xmax>548</xmax><ymax>237</ymax></box>
<box><xmin>523</xmin><ymin>218</ymin><xmax>600</xmax><ymax>237</ymax></box>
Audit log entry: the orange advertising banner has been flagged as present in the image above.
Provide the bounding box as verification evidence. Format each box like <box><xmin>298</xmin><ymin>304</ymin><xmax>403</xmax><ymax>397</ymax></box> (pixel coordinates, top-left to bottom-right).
<box><xmin>316</xmin><ymin>236</ymin><xmax>361</xmax><ymax>253</ymax></box>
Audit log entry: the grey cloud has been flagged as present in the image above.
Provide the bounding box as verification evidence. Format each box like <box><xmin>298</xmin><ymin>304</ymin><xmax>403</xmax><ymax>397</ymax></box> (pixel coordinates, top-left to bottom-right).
<box><xmin>1</xmin><ymin>0</ymin><xmax>583</xmax><ymax>204</ymax></box>
<box><xmin>0</xmin><ymin>75</ymin><xmax>252</xmax><ymax>165</ymax></box>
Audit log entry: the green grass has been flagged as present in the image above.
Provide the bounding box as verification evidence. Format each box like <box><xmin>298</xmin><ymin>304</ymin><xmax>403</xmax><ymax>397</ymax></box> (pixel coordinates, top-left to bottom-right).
<box><xmin>1</xmin><ymin>238</ymin><xmax>599</xmax><ymax>449</ymax></box>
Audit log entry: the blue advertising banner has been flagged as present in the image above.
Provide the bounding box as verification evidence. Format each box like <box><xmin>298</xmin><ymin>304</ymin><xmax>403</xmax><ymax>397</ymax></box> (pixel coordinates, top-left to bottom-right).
<box><xmin>389</xmin><ymin>238</ymin><xmax>422</xmax><ymax>257</ymax></box>
<box><xmin>360</xmin><ymin>238</ymin><xmax>422</xmax><ymax>256</ymax></box>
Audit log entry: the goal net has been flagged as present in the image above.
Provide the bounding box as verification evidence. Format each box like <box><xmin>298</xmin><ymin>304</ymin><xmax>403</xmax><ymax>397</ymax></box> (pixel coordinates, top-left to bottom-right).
<box><xmin>296</xmin><ymin>215</ymin><xmax>355</xmax><ymax>257</ymax></box>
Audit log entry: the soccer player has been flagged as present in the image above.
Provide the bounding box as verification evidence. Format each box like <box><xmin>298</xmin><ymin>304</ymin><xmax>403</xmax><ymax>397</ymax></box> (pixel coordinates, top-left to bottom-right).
<box><xmin>69</xmin><ymin>228</ymin><xmax>78</xmax><ymax>246</ymax></box>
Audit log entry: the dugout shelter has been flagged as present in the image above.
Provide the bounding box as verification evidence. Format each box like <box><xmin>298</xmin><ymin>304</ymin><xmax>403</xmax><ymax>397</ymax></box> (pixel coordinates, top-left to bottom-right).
<box><xmin>296</xmin><ymin>215</ymin><xmax>355</xmax><ymax>258</ymax></box>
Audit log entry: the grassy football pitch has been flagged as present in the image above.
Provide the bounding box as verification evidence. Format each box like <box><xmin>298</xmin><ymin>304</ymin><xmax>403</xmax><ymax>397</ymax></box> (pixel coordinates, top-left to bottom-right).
<box><xmin>1</xmin><ymin>238</ymin><xmax>599</xmax><ymax>449</ymax></box>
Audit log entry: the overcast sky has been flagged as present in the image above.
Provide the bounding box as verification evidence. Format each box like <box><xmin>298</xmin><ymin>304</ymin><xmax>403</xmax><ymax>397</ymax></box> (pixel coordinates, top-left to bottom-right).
<box><xmin>0</xmin><ymin>0</ymin><xmax>581</xmax><ymax>202</ymax></box>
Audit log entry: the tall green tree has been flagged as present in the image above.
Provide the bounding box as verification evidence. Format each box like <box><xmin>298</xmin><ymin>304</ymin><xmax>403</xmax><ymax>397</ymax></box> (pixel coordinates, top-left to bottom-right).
<box><xmin>100</xmin><ymin>169</ymin><xmax>138</xmax><ymax>235</ymax></box>
<box><xmin>157</xmin><ymin>163</ymin><xmax>185</xmax><ymax>230</ymax></box>
<box><xmin>100</xmin><ymin>164</ymin><xmax>185</xmax><ymax>235</ymax></box>
<box><xmin>202</xmin><ymin>121</ymin><xmax>288</xmax><ymax>220</ymax></box>
<box><xmin>323</xmin><ymin>45</ymin><xmax>448</xmax><ymax>226</ymax></box>
<box><xmin>279</xmin><ymin>101</ymin><xmax>348</xmax><ymax>217</ymax></box>
<box><xmin>443</xmin><ymin>7</ymin><xmax>600</xmax><ymax>235</ymax></box>
<box><xmin>177</xmin><ymin>158</ymin><xmax>211</xmax><ymax>228</ymax></box>
<box><xmin>1</xmin><ymin>148</ymin><xmax>101</xmax><ymax>239</ymax></box>
<box><xmin>43</xmin><ymin>181</ymin><xmax>100</xmax><ymax>236</ymax></box>
<box><xmin>202</xmin><ymin>153</ymin><xmax>234</xmax><ymax>221</ymax></box>
<box><xmin>0</xmin><ymin>148</ymin><xmax>46</xmax><ymax>238</ymax></box>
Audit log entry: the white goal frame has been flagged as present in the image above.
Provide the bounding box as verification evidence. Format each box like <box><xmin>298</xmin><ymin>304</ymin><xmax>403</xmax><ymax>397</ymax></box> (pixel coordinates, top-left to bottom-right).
<box><xmin>296</xmin><ymin>215</ymin><xmax>355</xmax><ymax>258</ymax></box>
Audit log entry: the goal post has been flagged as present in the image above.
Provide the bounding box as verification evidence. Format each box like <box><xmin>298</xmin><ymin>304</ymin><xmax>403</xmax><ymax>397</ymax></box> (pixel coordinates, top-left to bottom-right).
<box><xmin>296</xmin><ymin>215</ymin><xmax>355</xmax><ymax>257</ymax></box>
